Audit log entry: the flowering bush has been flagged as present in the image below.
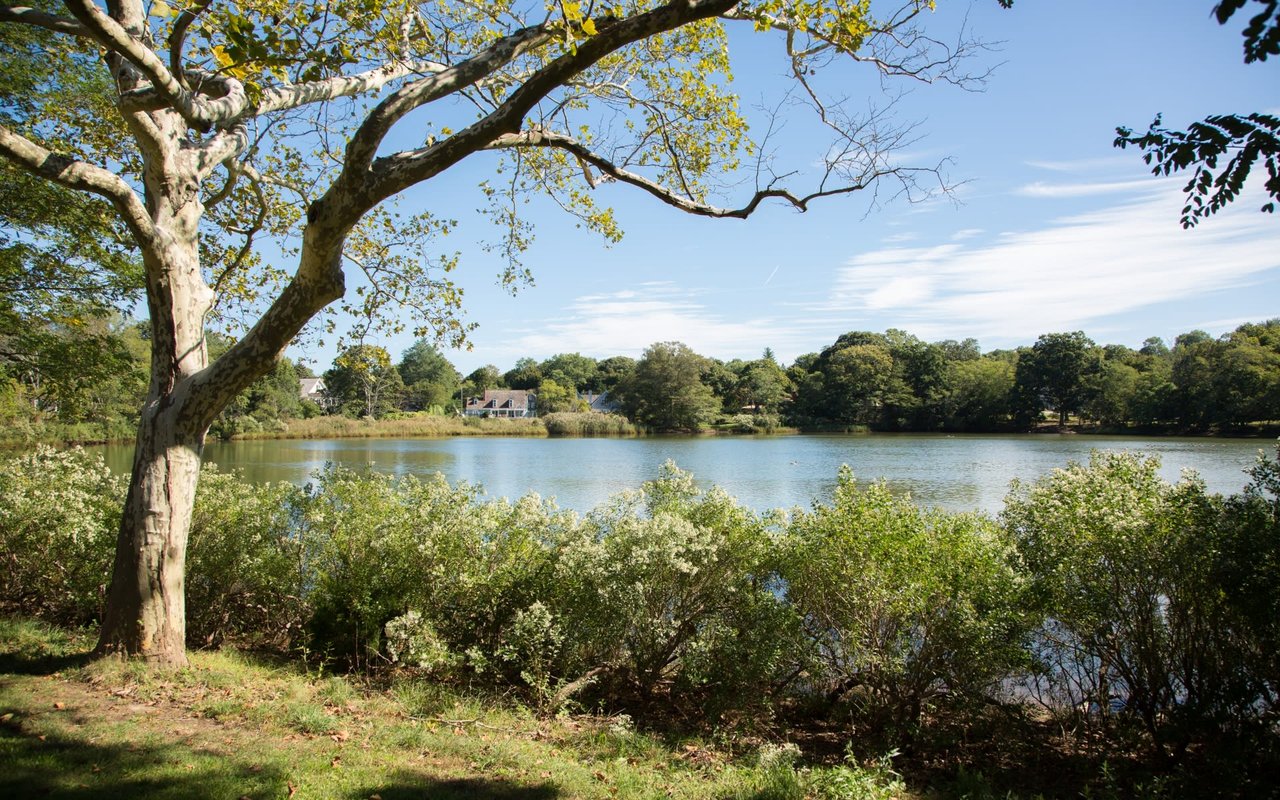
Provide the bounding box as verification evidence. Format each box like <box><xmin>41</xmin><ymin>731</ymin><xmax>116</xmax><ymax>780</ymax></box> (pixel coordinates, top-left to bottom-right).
<box><xmin>0</xmin><ymin>446</ymin><xmax>123</xmax><ymax>624</ymax></box>
<box><xmin>185</xmin><ymin>467</ymin><xmax>307</xmax><ymax>648</ymax></box>
<box><xmin>1002</xmin><ymin>450</ymin><xmax>1248</xmax><ymax>750</ymax></box>
<box><xmin>552</xmin><ymin>462</ymin><xmax>799</xmax><ymax>711</ymax></box>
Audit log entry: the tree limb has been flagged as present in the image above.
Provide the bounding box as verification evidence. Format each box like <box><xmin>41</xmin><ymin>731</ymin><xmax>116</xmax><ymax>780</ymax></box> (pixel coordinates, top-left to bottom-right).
<box><xmin>185</xmin><ymin>124</ymin><xmax>250</xmax><ymax>179</ymax></box>
<box><xmin>341</xmin><ymin>23</ymin><xmax>554</xmax><ymax>176</ymax></box>
<box><xmin>488</xmin><ymin>127</ymin><xmax>883</xmax><ymax>218</ymax></box>
<box><xmin>0</xmin><ymin>4</ymin><xmax>90</xmax><ymax>36</ymax></box>
<box><xmin>364</xmin><ymin>0</ymin><xmax>739</xmax><ymax>204</ymax></box>
<box><xmin>0</xmin><ymin>122</ymin><xmax>155</xmax><ymax>244</ymax></box>
<box><xmin>62</xmin><ymin>0</ymin><xmax>248</xmax><ymax>130</ymax></box>
<box><xmin>167</xmin><ymin>0</ymin><xmax>211</xmax><ymax>92</ymax></box>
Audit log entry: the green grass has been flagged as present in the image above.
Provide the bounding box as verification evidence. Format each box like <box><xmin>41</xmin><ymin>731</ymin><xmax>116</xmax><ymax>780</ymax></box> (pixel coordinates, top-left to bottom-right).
<box><xmin>0</xmin><ymin>617</ymin><xmax>875</xmax><ymax>800</ymax></box>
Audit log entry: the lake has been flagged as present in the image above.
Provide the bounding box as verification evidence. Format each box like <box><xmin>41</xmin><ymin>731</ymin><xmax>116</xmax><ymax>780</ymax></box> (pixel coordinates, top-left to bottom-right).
<box><xmin>100</xmin><ymin>433</ymin><xmax>1273</xmax><ymax>514</ymax></box>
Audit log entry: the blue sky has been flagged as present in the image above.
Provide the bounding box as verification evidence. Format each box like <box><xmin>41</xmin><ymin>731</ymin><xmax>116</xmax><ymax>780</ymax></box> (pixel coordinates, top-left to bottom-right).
<box><xmin>299</xmin><ymin>0</ymin><xmax>1280</xmax><ymax>375</ymax></box>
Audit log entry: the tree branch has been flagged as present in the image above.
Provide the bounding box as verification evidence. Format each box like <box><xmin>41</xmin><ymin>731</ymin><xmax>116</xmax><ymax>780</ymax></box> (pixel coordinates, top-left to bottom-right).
<box><xmin>363</xmin><ymin>0</ymin><xmax>740</xmax><ymax>204</ymax></box>
<box><xmin>184</xmin><ymin>123</ymin><xmax>249</xmax><ymax>179</ymax></box>
<box><xmin>252</xmin><ymin>59</ymin><xmax>445</xmax><ymax>117</ymax></box>
<box><xmin>341</xmin><ymin>23</ymin><xmax>554</xmax><ymax>176</ymax></box>
<box><xmin>62</xmin><ymin>0</ymin><xmax>247</xmax><ymax>130</ymax></box>
<box><xmin>0</xmin><ymin>122</ymin><xmax>155</xmax><ymax>244</ymax></box>
<box><xmin>167</xmin><ymin>0</ymin><xmax>211</xmax><ymax>92</ymax></box>
<box><xmin>0</xmin><ymin>4</ymin><xmax>90</xmax><ymax>36</ymax></box>
<box><xmin>488</xmin><ymin>128</ymin><xmax>888</xmax><ymax>218</ymax></box>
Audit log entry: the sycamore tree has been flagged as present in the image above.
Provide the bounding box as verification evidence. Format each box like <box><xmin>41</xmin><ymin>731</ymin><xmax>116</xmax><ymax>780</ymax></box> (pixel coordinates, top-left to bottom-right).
<box><xmin>0</xmin><ymin>0</ymin><xmax>1005</xmax><ymax>663</ymax></box>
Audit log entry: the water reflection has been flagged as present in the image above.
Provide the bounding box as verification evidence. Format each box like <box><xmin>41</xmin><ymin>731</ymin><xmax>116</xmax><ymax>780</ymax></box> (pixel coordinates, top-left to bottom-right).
<box><xmin>98</xmin><ymin>433</ymin><xmax>1269</xmax><ymax>515</ymax></box>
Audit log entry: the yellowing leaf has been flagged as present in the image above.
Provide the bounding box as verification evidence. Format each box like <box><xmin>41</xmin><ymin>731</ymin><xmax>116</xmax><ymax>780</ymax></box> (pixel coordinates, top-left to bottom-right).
<box><xmin>581</xmin><ymin>17</ymin><xmax>597</xmax><ymax>36</ymax></box>
<box><xmin>211</xmin><ymin>45</ymin><xmax>233</xmax><ymax>69</ymax></box>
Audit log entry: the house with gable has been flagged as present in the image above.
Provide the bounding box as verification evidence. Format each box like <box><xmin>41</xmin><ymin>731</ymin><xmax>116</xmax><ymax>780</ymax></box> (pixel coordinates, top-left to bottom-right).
<box><xmin>579</xmin><ymin>391</ymin><xmax>621</xmax><ymax>414</ymax></box>
<box><xmin>464</xmin><ymin>389</ymin><xmax>536</xmax><ymax>418</ymax></box>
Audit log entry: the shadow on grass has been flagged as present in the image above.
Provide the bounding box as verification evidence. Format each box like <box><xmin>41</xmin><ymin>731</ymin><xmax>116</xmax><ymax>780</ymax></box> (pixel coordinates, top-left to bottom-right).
<box><xmin>0</xmin><ymin>723</ymin><xmax>290</xmax><ymax>800</ymax></box>
<box><xmin>343</xmin><ymin>774</ymin><xmax>561</xmax><ymax>800</ymax></box>
<box><xmin>0</xmin><ymin>648</ymin><xmax>95</xmax><ymax>677</ymax></box>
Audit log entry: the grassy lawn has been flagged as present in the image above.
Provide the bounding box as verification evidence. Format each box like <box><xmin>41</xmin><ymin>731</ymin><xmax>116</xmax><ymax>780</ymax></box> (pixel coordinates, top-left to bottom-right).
<box><xmin>0</xmin><ymin>619</ymin><xmax>853</xmax><ymax>800</ymax></box>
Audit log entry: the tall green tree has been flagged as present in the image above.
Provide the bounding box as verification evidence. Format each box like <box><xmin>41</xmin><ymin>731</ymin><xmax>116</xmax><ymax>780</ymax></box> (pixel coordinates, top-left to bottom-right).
<box><xmin>503</xmin><ymin>357</ymin><xmax>543</xmax><ymax>391</ymax></box>
<box><xmin>0</xmin><ymin>0</ymin><xmax>1006</xmax><ymax>663</ymax></box>
<box><xmin>1013</xmin><ymin>332</ymin><xmax>1098</xmax><ymax>427</ymax></box>
<box><xmin>539</xmin><ymin>353</ymin><xmax>598</xmax><ymax>393</ymax></box>
<box><xmin>590</xmin><ymin>356</ymin><xmax>638</xmax><ymax>395</ymax></box>
<box><xmin>620</xmin><ymin>341</ymin><xmax>720</xmax><ymax>431</ymax></box>
<box><xmin>398</xmin><ymin>339</ymin><xmax>460</xmax><ymax>412</ymax></box>
<box><xmin>737</xmin><ymin>352</ymin><xmax>792</xmax><ymax>413</ymax></box>
<box><xmin>325</xmin><ymin>345</ymin><xmax>404</xmax><ymax>419</ymax></box>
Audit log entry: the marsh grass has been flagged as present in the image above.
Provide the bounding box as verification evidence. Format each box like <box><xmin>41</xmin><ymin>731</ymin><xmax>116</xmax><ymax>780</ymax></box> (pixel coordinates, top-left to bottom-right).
<box><xmin>234</xmin><ymin>414</ymin><xmax>550</xmax><ymax>440</ymax></box>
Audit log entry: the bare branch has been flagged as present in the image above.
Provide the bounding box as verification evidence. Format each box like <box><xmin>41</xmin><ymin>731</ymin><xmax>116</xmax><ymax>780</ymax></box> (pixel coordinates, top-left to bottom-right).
<box><xmin>0</xmin><ymin>122</ymin><xmax>155</xmax><ymax>243</ymax></box>
<box><xmin>0</xmin><ymin>4</ymin><xmax>89</xmax><ymax>36</ymax></box>
<box><xmin>63</xmin><ymin>0</ymin><xmax>247</xmax><ymax>129</ymax></box>
<box><xmin>202</xmin><ymin>161</ymin><xmax>238</xmax><ymax>211</ymax></box>
<box><xmin>721</xmin><ymin>3</ymin><xmax>995</xmax><ymax>89</ymax></box>
<box><xmin>489</xmin><ymin>128</ymin><xmax>895</xmax><ymax>218</ymax></box>
<box><xmin>209</xmin><ymin>167</ymin><xmax>269</xmax><ymax>303</ymax></box>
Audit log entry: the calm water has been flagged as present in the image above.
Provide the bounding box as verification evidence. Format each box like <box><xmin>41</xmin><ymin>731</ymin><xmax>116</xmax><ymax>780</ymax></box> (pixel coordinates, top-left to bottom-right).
<box><xmin>99</xmin><ymin>434</ymin><xmax>1273</xmax><ymax>514</ymax></box>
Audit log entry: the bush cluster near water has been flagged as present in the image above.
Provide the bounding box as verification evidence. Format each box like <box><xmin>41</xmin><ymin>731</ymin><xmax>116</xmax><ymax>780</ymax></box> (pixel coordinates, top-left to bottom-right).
<box><xmin>2</xmin><ymin>445</ymin><xmax>1277</xmax><ymax>794</ymax></box>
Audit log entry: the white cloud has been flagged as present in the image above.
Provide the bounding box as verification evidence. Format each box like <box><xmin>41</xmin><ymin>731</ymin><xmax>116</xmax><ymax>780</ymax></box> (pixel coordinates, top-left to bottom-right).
<box><xmin>498</xmin><ymin>283</ymin><xmax>807</xmax><ymax>362</ymax></box>
<box><xmin>1024</xmin><ymin>156</ymin><xmax>1134</xmax><ymax>173</ymax></box>
<box><xmin>825</xmin><ymin>184</ymin><xmax>1280</xmax><ymax>344</ymax></box>
<box><xmin>1015</xmin><ymin>179</ymin><xmax>1157</xmax><ymax>198</ymax></box>
<box><xmin>951</xmin><ymin>228</ymin><xmax>984</xmax><ymax>241</ymax></box>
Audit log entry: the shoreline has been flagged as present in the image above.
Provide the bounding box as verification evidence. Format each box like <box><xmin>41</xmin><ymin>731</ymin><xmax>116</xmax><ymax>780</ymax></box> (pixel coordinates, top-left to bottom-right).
<box><xmin>3</xmin><ymin>416</ymin><xmax>1276</xmax><ymax>449</ymax></box>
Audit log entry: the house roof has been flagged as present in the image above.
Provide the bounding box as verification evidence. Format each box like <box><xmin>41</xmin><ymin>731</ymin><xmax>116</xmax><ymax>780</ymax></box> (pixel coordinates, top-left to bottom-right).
<box><xmin>299</xmin><ymin>378</ymin><xmax>325</xmax><ymax>398</ymax></box>
<box><xmin>465</xmin><ymin>389</ymin><xmax>533</xmax><ymax>410</ymax></box>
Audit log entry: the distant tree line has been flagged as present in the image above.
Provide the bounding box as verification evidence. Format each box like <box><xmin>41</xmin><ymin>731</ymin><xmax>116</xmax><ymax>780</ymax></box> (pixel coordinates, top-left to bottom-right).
<box><xmin>3</xmin><ymin>319</ymin><xmax>1277</xmax><ymax>441</ymax></box>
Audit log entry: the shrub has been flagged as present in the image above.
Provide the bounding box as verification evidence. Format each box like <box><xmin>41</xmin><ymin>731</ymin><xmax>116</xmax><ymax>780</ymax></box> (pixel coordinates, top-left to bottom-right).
<box><xmin>784</xmin><ymin>468</ymin><xmax>1029</xmax><ymax>742</ymax></box>
<box><xmin>1001</xmin><ymin>450</ymin><xmax>1252</xmax><ymax>752</ymax></box>
<box><xmin>553</xmin><ymin>462</ymin><xmax>798</xmax><ymax>714</ymax></box>
<box><xmin>296</xmin><ymin>466</ymin><xmax>427</xmax><ymax>666</ymax></box>
<box><xmin>1211</xmin><ymin>447</ymin><xmax>1280</xmax><ymax>728</ymax></box>
<box><xmin>0</xmin><ymin>445</ymin><xmax>123</xmax><ymax>624</ymax></box>
<box><xmin>185</xmin><ymin>467</ymin><xmax>307</xmax><ymax>649</ymax></box>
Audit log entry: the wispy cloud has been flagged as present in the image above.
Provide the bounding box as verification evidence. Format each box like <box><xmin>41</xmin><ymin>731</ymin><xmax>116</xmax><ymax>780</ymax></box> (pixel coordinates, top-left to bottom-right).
<box><xmin>824</xmin><ymin>185</ymin><xmax>1280</xmax><ymax>344</ymax></box>
<box><xmin>1015</xmin><ymin>179</ymin><xmax>1157</xmax><ymax>198</ymax></box>
<box><xmin>498</xmin><ymin>283</ymin><xmax>805</xmax><ymax>362</ymax></box>
<box><xmin>1024</xmin><ymin>156</ymin><xmax>1134</xmax><ymax>173</ymax></box>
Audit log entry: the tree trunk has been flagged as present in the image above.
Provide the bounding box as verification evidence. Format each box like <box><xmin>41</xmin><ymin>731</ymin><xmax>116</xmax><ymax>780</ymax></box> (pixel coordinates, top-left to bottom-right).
<box><xmin>94</xmin><ymin>116</ymin><xmax>213</xmax><ymax>662</ymax></box>
<box><xmin>96</xmin><ymin>404</ymin><xmax>204</xmax><ymax>664</ymax></box>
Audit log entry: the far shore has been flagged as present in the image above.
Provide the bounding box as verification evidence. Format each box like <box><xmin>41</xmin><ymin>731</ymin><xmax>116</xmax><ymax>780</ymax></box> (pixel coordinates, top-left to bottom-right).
<box><xmin>3</xmin><ymin>413</ymin><xmax>1276</xmax><ymax>450</ymax></box>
